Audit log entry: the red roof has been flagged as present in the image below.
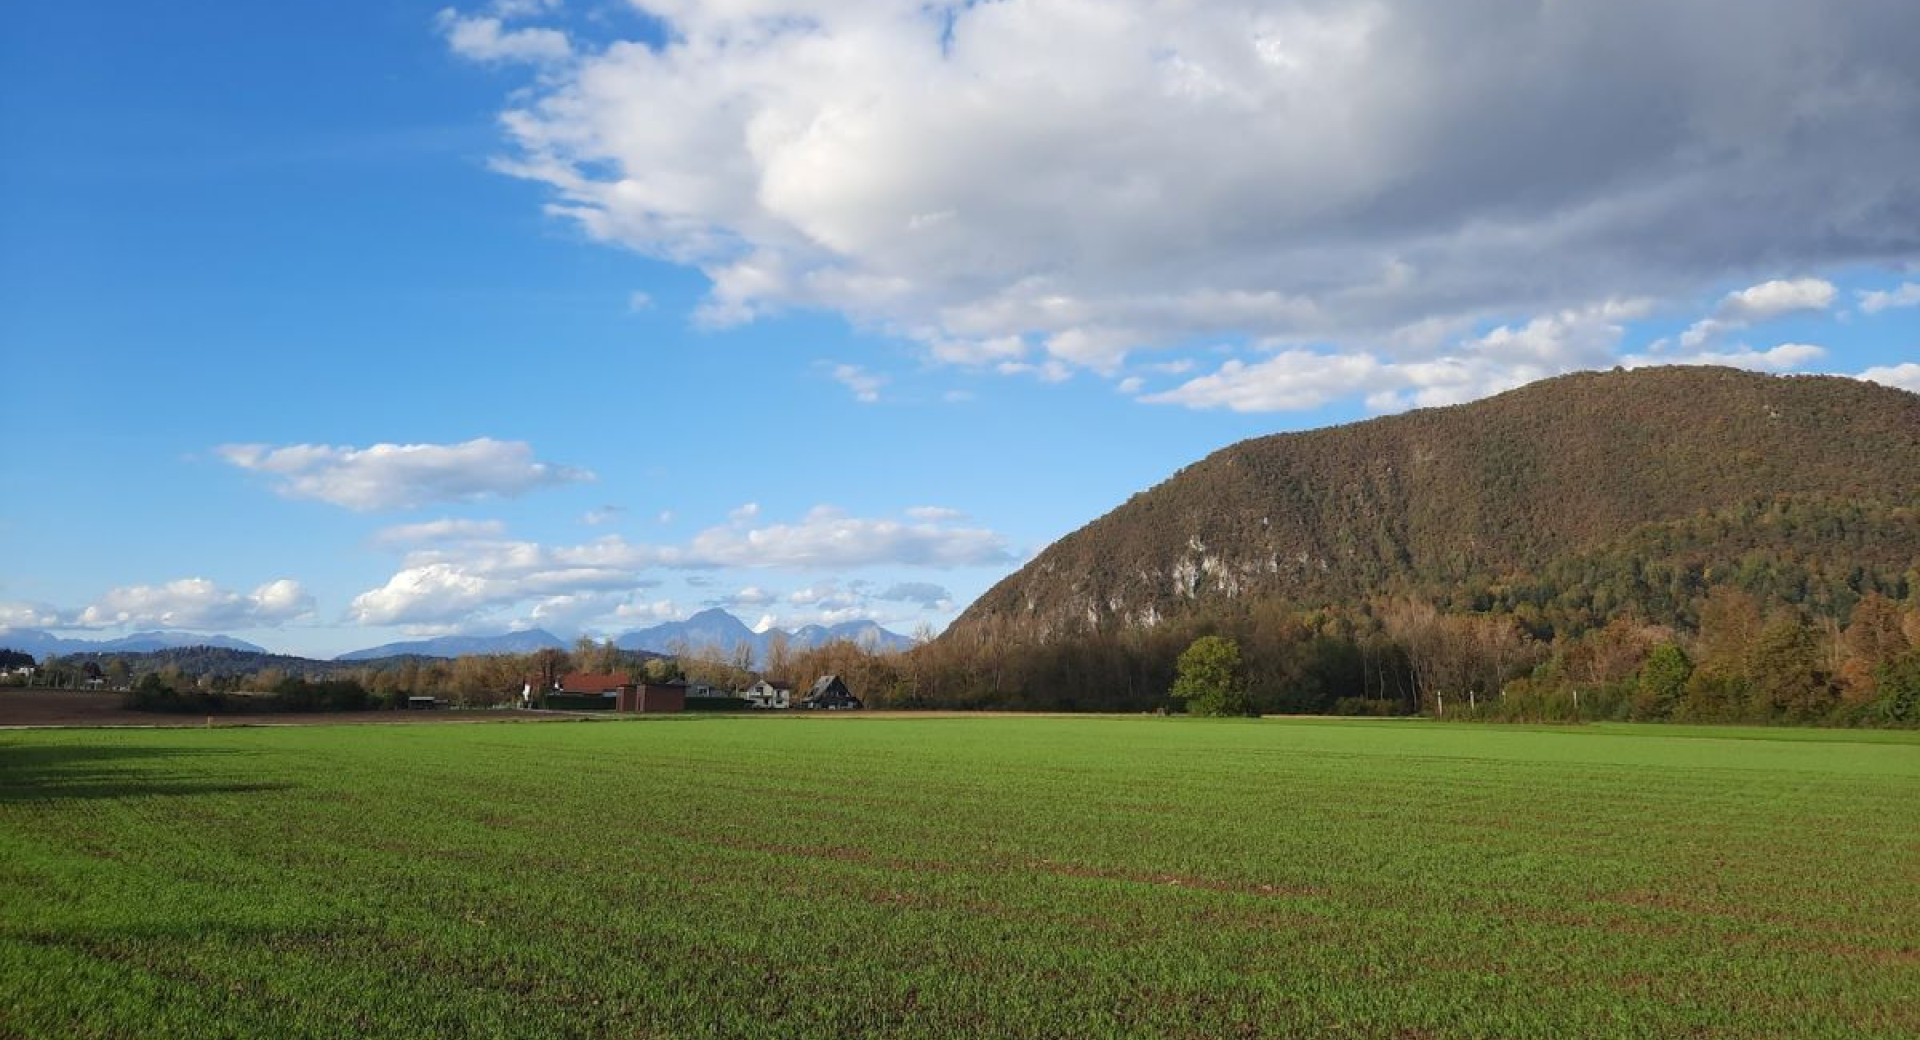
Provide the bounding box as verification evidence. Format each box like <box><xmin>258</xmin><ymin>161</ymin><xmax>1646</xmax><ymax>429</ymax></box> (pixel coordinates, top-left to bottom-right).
<box><xmin>560</xmin><ymin>672</ymin><xmax>631</xmax><ymax>694</ymax></box>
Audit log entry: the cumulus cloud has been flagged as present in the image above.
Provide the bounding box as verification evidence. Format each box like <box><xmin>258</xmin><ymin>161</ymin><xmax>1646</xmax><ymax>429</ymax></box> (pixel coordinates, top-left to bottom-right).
<box><xmin>72</xmin><ymin>578</ymin><xmax>314</xmax><ymax>631</ymax></box>
<box><xmin>437</xmin><ymin>9</ymin><xmax>570</xmax><ymax>65</ymax></box>
<box><xmin>1859</xmin><ymin>283</ymin><xmax>1920</xmax><ymax>314</ymax></box>
<box><xmin>0</xmin><ymin>602</ymin><xmax>64</xmax><ymax>629</ymax></box>
<box><xmin>616</xmin><ymin>599</ymin><xmax>682</xmax><ymax>620</ymax></box>
<box><xmin>1621</xmin><ymin>343</ymin><xmax>1828</xmax><ymax>373</ymax></box>
<box><xmin>679</xmin><ymin>505</ymin><xmax>1014</xmax><ymax>569</ymax></box>
<box><xmin>347</xmin><ymin>557</ymin><xmax>646</xmax><ymax>627</ymax></box>
<box><xmin>373</xmin><ymin>518</ymin><xmax>508</xmax><ymax>547</ymax></box>
<box><xmin>347</xmin><ymin>506</ymin><xmax>1011</xmax><ymax>627</ymax></box>
<box><xmin>721</xmin><ymin>586</ymin><xmax>777</xmax><ymax>608</ymax></box>
<box><xmin>219</xmin><ymin>438</ymin><xmax>592</xmax><ymax>511</ymax></box>
<box><xmin>1148</xmin><ymin>301</ymin><xmax>1642</xmax><ymax>413</ymax></box>
<box><xmin>1859</xmin><ymin>362</ymin><xmax>1920</xmax><ymax>393</ymax></box>
<box><xmin>461</xmin><ymin>0</ymin><xmax>1920</xmax><ymax>384</ymax></box>
<box><xmin>1679</xmin><ymin>278</ymin><xmax>1837</xmax><ymax>348</ymax></box>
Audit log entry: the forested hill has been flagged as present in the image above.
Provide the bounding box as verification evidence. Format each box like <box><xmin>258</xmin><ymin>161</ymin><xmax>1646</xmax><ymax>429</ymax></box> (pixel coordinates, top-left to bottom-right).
<box><xmin>950</xmin><ymin>367</ymin><xmax>1920</xmax><ymax>641</ymax></box>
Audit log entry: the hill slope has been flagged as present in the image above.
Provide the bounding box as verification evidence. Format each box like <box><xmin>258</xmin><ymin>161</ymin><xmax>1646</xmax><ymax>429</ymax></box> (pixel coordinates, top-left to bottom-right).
<box><xmin>335</xmin><ymin>629</ymin><xmax>566</xmax><ymax>662</ymax></box>
<box><xmin>950</xmin><ymin>367</ymin><xmax>1920</xmax><ymax>640</ymax></box>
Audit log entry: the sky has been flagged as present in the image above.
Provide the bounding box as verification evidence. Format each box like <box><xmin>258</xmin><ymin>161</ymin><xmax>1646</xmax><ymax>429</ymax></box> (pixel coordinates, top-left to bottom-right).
<box><xmin>2</xmin><ymin>0</ymin><xmax>1917</xmax><ymax>659</ymax></box>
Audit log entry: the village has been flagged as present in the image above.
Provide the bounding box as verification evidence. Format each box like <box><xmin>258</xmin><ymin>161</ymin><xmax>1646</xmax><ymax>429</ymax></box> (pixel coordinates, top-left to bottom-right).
<box><xmin>527</xmin><ymin>672</ymin><xmax>864</xmax><ymax>714</ymax></box>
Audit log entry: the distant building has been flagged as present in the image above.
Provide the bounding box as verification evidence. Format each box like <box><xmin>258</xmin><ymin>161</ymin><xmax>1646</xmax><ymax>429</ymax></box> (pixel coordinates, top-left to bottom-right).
<box><xmin>739</xmin><ymin>679</ymin><xmax>791</xmax><ymax>709</ymax></box>
<box><xmin>619</xmin><ymin>682</ymin><xmax>686</xmax><ymax>714</ymax></box>
<box><xmin>555</xmin><ymin>672</ymin><xmax>684</xmax><ymax>713</ymax></box>
<box><xmin>800</xmin><ymin>675</ymin><xmax>862</xmax><ymax>710</ymax></box>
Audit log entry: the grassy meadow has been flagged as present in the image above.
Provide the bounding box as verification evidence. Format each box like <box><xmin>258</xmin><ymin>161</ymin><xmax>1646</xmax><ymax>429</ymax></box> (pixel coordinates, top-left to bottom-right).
<box><xmin>1</xmin><ymin>716</ymin><xmax>1915</xmax><ymax>1039</ymax></box>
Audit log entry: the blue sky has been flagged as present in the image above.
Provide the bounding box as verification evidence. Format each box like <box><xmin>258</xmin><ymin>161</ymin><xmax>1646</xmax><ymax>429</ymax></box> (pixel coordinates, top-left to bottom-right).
<box><xmin>2</xmin><ymin>0</ymin><xmax>1916</xmax><ymax>658</ymax></box>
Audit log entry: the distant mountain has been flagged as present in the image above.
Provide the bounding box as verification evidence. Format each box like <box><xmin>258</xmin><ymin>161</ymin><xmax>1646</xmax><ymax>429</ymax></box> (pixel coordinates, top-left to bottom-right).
<box><xmin>335</xmin><ymin>629</ymin><xmax>566</xmax><ymax>662</ymax></box>
<box><xmin>949</xmin><ymin>366</ymin><xmax>1920</xmax><ymax>642</ymax></box>
<box><xmin>614</xmin><ymin>609</ymin><xmax>757</xmax><ymax>655</ymax></box>
<box><xmin>789</xmin><ymin>620</ymin><xmax>916</xmax><ymax>654</ymax></box>
<box><xmin>615</xmin><ymin>609</ymin><xmax>915</xmax><ymax>662</ymax></box>
<box><xmin>0</xmin><ymin>628</ymin><xmax>268</xmax><ymax>659</ymax></box>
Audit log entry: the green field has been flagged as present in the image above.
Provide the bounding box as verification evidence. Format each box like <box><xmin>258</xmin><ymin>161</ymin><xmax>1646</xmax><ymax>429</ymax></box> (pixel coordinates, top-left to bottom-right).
<box><xmin>2</xmin><ymin>717</ymin><xmax>1916</xmax><ymax>1039</ymax></box>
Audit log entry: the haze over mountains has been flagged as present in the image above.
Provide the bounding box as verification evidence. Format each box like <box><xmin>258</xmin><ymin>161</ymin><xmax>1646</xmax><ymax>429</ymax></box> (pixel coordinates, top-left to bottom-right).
<box><xmin>0</xmin><ymin>629</ymin><xmax>269</xmax><ymax>659</ymax></box>
<box><xmin>951</xmin><ymin>367</ymin><xmax>1920</xmax><ymax>641</ymax></box>
<box><xmin>2</xmin><ymin>611</ymin><xmax>913</xmax><ymax>667</ymax></box>
<box><xmin>332</xmin><ymin>609</ymin><xmax>912</xmax><ymax>663</ymax></box>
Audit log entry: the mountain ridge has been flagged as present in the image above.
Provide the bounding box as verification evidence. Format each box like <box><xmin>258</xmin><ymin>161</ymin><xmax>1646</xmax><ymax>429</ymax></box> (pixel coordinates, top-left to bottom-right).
<box><xmin>329</xmin><ymin>611</ymin><xmax>914</xmax><ymax>663</ymax></box>
<box><xmin>948</xmin><ymin>367</ymin><xmax>1920</xmax><ymax>641</ymax></box>
<box><xmin>0</xmin><ymin>628</ymin><xmax>269</xmax><ymax>659</ymax></box>
<box><xmin>614</xmin><ymin>608</ymin><xmax>914</xmax><ymax>662</ymax></box>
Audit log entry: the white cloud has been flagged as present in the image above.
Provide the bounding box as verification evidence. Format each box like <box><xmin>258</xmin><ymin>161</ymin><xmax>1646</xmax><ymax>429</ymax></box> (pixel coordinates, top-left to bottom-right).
<box><xmin>929</xmin><ymin>336</ymin><xmax>1027</xmax><ymax>366</ymax></box>
<box><xmin>522</xmin><ymin>591</ymin><xmax>626</xmax><ymax>631</ymax></box>
<box><xmin>1859</xmin><ymin>362</ymin><xmax>1920</xmax><ymax>393</ymax></box>
<box><xmin>904</xmin><ymin>506</ymin><xmax>963</xmax><ymax>522</ymax></box>
<box><xmin>1713</xmin><ymin>278</ymin><xmax>1838</xmax><ymax>323</ymax></box>
<box><xmin>582</xmin><ymin>506</ymin><xmax>626</xmax><ymax>526</ymax></box>
<box><xmin>830</xmin><ymin>364</ymin><xmax>886</xmax><ymax>403</ymax></box>
<box><xmin>73</xmin><ymin>578</ymin><xmax>314</xmax><ymax>631</ymax></box>
<box><xmin>613</xmin><ymin>599</ymin><xmax>682</xmax><ymax>623</ymax></box>
<box><xmin>346</xmin><ymin>506</ymin><xmax>1012</xmax><ymax>627</ymax></box>
<box><xmin>720</xmin><ymin>586</ymin><xmax>777</xmax><ymax>608</ymax></box>
<box><xmin>728</xmin><ymin>502</ymin><xmax>761</xmax><ymax>523</ymax></box>
<box><xmin>996</xmin><ymin>359</ymin><xmax>1073</xmax><ymax>384</ymax></box>
<box><xmin>373</xmin><ymin>518</ymin><xmax>508</xmax><ymax>547</ymax></box>
<box><xmin>627</xmin><ymin>291</ymin><xmax>655</xmax><ymax>312</ymax></box>
<box><xmin>437</xmin><ymin>9</ymin><xmax>571</xmax><ymax>65</ymax></box>
<box><xmin>788</xmin><ymin>581</ymin><xmax>858</xmax><ymax>609</ymax></box>
<box><xmin>0</xmin><ymin>602</ymin><xmax>64</xmax><ymax>629</ymax></box>
<box><xmin>1680</xmin><ymin>278</ymin><xmax>1837</xmax><ymax>348</ymax></box>
<box><xmin>464</xmin><ymin>1</ymin><xmax>1920</xmax><ymax>385</ymax></box>
<box><xmin>1621</xmin><ymin>343</ymin><xmax>1827</xmax><ymax>373</ymax></box>
<box><xmin>680</xmin><ymin>505</ymin><xmax>1014</xmax><ymax>569</ymax></box>
<box><xmin>349</xmin><ymin>531</ymin><xmax>655</xmax><ymax>626</ymax></box>
<box><xmin>219</xmin><ymin>438</ymin><xmax>592</xmax><ymax>511</ymax></box>
<box><xmin>1859</xmin><ymin>283</ymin><xmax>1920</xmax><ymax>314</ymax></box>
<box><xmin>1147</xmin><ymin>301</ymin><xmax>1638</xmax><ymax>413</ymax></box>
<box><xmin>349</xmin><ymin>565</ymin><xmax>511</xmax><ymax>627</ymax></box>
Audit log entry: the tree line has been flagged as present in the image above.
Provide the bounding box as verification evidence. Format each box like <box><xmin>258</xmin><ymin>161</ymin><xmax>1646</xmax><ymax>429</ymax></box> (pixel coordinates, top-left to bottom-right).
<box><xmin>10</xmin><ymin>587</ymin><xmax>1917</xmax><ymax>725</ymax></box>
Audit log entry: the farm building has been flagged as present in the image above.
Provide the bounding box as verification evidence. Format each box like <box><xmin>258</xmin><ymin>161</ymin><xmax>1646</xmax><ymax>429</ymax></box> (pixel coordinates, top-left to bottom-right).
<box><xmin>739</xmin><ymin>680</ymin><xmax>791</xmax><ymax>709</ymax></box>
<box><xmin>800</xmin><ymin>675</ymin><xmax>862</xmax><ymax>710</ymax></box>
<box><xmin>549</xmin><ymin>673</ymin><xmax>685</xmax><ymax>713</ymax></box>
<box><xmin>619</xmin><ymin>682</ymin><xmax>686</xmax><ymax>713</ymax></box>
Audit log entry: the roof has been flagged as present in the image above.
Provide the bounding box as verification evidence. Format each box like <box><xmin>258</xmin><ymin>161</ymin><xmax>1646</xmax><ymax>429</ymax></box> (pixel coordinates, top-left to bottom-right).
<box><xmin>560</xmin><ymin>672</ymin><xmax>631</xmax><ymax>694</ymax></box>
<box><xmin>807</xmin><ymin>675</ymin><xmax>857</xmax><ymax>698</ymax></box>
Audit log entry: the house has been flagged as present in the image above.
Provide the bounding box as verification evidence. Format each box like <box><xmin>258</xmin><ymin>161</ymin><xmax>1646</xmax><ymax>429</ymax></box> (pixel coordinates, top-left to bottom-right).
<box><xmin>800</xmin><ymin>675</ymin><xmax>862</xmax><ymax>710</ymax></box>
<box><xmin>554</xmin><ymin>672</ymin><xmax>685</xmax><ymax>713</ymax></box>
<box><xmin>738</xmin><ymin>679</ymin><xmax>791</xmax><ymax>709</ymax></box>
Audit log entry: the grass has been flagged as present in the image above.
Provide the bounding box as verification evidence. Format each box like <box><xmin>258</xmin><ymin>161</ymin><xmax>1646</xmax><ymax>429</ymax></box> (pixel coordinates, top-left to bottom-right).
<box><xmin>1</xmin><ymin>716</ymin><xmax>1915</xmax><ymax>1039</ymax></box>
